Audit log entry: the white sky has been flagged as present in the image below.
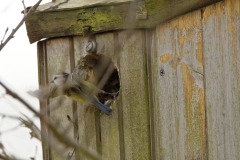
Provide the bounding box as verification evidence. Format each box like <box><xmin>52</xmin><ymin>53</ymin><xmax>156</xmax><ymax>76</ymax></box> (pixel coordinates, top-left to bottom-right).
<box><xmin>0</xmin><ymin>0</ymin><xmax>51</xmax><ymax>159</ymax></box>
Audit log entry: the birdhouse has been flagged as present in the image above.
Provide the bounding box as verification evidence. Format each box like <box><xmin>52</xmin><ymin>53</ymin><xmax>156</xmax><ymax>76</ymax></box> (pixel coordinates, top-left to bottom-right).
<box><xmin>25</xmin><ymin>0</ymin><xmax>240</xmax><ymax>159</ymax></box>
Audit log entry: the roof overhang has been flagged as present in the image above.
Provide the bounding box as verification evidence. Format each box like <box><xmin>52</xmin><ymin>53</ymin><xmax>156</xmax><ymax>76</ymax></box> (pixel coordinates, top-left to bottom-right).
<box><xmin>25</xmin><ymin>0</ymin><xmax>221</xmax><ymax>43</ymax></box>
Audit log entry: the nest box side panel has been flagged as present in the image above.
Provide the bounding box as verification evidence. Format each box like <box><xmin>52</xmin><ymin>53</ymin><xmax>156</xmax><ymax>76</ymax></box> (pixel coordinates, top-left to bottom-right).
<box><xmin>152</xmin><ymin>9</ymin><xmax>206</xmax><ymax>160</ymax></box>
<box><xmin>202</xmin><ymin>0</ymin><xmax>240</xmax><ymax>159</ymax></box>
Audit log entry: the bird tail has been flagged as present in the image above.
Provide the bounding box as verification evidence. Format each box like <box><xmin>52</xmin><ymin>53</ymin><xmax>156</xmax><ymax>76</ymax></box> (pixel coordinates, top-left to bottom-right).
<box><xmin>90</xmin><ymin>97</ymin><xmax>112</xmax><ymax>115</ymax></box>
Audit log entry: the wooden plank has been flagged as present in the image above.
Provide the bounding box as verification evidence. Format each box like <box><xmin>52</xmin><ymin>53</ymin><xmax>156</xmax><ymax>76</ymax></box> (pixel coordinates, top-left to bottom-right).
<box><xmin>73</xmin><ymin>36</ymin><xmax>99</xmax><ymax>160</ymax></box>
<box><xmin>69</xmin><ymin>37</ymin><xmax>79</xmax><ymax>160</ymax></box>
<box><xmin>145</xmin><ymin>29</ymin><xmax>157</xmax><ymax>160</ymax></box>
<box><xmin>37</xmin><ymin>0</ymin><xmax>132</xmax><ymax>10</ymax></box>
<box><xmin>118</xmin><ymin>30</ymin><xmax>151</xmax><ymax>160</ymax></box>
<box><xmin>95</xmin><ymin>32</ymin><xmax>121</xmax><ymax>160</ymax></box>
<box><xmin>202</xmin><ymin>0</ymin><xmax>240</xmax><ymax>159</ymax></box>
<box><xmin>37</xmin><ymin>41</ymin><xmax>51</xmax><ymax>160</ymax></box>
<box><xmin>25</xmin><ymin>0</ymin><xmax>221</xmax><ymax>43</ymax></box>
<box><xmin>153</xmin><ymin>10</ymin><xmax>206</xmax><ymax>159</ymax></box>
<box><xmin>46</xmin><ymin>38</ymin><xmax>75</xmax><ymax>159</ymax></box>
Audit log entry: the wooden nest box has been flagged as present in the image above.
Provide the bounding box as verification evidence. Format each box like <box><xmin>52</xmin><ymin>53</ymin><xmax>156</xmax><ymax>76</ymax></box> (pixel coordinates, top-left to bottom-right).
<box><xmin>25</xmin><ymin>0</ymin><xmax>240</xmax><ymax>159</ymax></box>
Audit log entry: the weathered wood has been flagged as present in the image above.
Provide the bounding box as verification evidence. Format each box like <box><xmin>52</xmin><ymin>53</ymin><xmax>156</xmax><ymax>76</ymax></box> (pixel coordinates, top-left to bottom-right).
<box><xmin>46</xmin><ymin>38</ymin><xmax>75</xmax><ymax>159</ymax></box>
<box><xmin>37</xmin><ymin>1</ymin><xmax>240</xmax><ymax>159</ymax></box>
<box><xmin>96</xmin><ymin>33</ymin><xmax>121</xmax><ymax>160</ymax></box>
<box><xmin>73</xmin><ymin>36</ymin><xmax>99</xmax><ymax>160</ymax></box>
<box><xmin>25</xmin><ymin>0</ymin><xmax>221</xmax><ymax>43</ymax></box>
<box><xmin>69</xmin><ymin>37</ymin><xmax>79</xmax><ymax>160</ymax></box>
<box><xmin>202</xmin><ymin>0</ymin><xmax>240</xmax><ymax>159</ymax></box>
<box><xmin>118</xmin><ymin>30</ymin><xmax>151</xmax><ymax>159</ymax></box>
<box><xmin>145</xmin><ymin>29</ymin><xmax>157</xmax><ymax>160</ymax></box>
<box><xmin>152</xmin><ymin>10</ymin><xmax>206</xmax><ymax>159</ymax></box>
<box><xmin>37</xmin><ymin>41</ymin><xmax>51</xmax><ymax>160</ymax></box>
<box><xmin>37</xmin><ymin>0</ymin><xmax>132</xmax><ymax>10</ymax></box>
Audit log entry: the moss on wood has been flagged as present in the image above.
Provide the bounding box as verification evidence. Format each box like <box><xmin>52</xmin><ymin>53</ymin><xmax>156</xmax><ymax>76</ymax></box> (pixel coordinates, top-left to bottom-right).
<box><xmin>26</xmin><ymin>0</ymin><xmax>221</xmax><ymax>43</ymax></box>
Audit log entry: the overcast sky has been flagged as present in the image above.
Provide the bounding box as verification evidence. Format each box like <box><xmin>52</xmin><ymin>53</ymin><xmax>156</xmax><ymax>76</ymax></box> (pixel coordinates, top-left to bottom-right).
<box><xmin>0</xmin><ymin>0</ymin><xmax>51</xmax><ymax>159</ymax></box>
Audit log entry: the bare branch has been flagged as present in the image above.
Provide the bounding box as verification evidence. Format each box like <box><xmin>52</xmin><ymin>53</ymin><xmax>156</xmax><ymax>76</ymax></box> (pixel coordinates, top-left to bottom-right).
<box><xmin>0</xmin><ymin>28</ymin><xmax>8</xmax><ymax>46</ymax></box>
<box><xmin>0</xmin><ymin>0</ymin><xmax>43</xmax><ymax>51</ymax></box>
<box><xmin>19</xmin><ymin>117</ymin><xmax>41</xmax><ymax>141</ymax></box>
<box><xmin>0</xmin><ymin>80</ymin><xmax>40</xmax><ymax>117</ymax></box>
<box><xmin>47</xmin><ymin>121</ymin><xmax>104</xmax><ymax>160</ymax></box>
<box><xmin>22</xmin><ymin>0</ymin><xmax>26</xmax><ymax>14</ymax></box>
<box><xmin>66</xmin><ymin>115</ymin><xmax>79</xmax><ymax>159</ymax></box>
<box><xmin>0</xmin><ymin>142</ymin><xmax>17</xmax><ymax>160</ymax></box>
<box><xmin>0</xmin><ymin>0</ymin><xmax>71</xmax><ymax>51</ymax></box>
<box><xmin>40</xmin><ymin>0</ymin><xmax>69</xmax><ymax>11</ymax></box>
<box><xmin>0</xmin><ymin>79</ymin><xmax>104</xmax><ymax>160</ymax></box>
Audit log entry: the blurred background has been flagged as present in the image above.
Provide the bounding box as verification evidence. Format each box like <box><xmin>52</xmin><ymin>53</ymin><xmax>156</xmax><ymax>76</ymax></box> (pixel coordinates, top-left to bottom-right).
<box><xmin>0</xmin><ymin>0</ymin><xmax>51</xmax><ymax>159</ymax></box>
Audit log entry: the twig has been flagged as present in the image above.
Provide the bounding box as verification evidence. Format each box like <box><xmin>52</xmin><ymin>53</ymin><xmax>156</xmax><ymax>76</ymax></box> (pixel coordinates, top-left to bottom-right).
<box><xmin>0</xmin><ymin>0</ymin><xmax>43</xmax><ymax>51</ymax></box>
<box><xmin>0</xmin><ymin>142</ymin><xmax>17</xmax><ymax>160</ymax></box>
<box><xmin>30</xmin><ymin>146</ymin><xmax>38</xmax><ymax>160</ymax></box>
<box><xmin>0</xmin><ymin>114</ymin><xmax>22</xmax><ymax>134</ymax></box>
<box><xmin>19</xmin><ymin>117</ymin><xmax>41</xmax><ymax>140</ymax></box>
<box><xmin>40</xmin><ymin>0</ymin><xmax>69</xmax><ymax>11</ymax></box>
<box><xmin>66</xmin><ymin>114</ymin><xmax>79</xmax><ymax>159</ymax></box>
<box><xmin>47</xmin><ymin>121</ymin><xmax>104</xmax><ymax>160</ymax></box>
<box><xmin>0</xmin><ymin>79</ymin><xmax>104</xmax><ymax>160</ymax></box>
<box><xmin>0</xmin><ymin>0</ymin><xmax>71</xmax><ymax>51</ymax></box>
<box><xmin>67</xmin><ymin>115</ymin><xmax>78</xmax><ymax>129</ymax></box>
<box><xmin>0</xmin><ymin>28</ymin><xmax>8</xmax><ymax>46</ymax></box>
<box><xmin>0</xmin><ymin>80</ymin><xmax>40</xmax><ymax>117</ymax></box>
<box><xmin>22</xmin><ymin>0</ymin><xmax>26</xmax><ymax>14</ymax></box>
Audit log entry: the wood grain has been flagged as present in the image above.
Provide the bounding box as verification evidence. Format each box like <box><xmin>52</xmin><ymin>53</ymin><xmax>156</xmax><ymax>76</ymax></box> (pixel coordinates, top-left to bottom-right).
<box><xmin>202</xmin><ymin>0</ymin><xmax>240</xmax><ymax>159</ymax></box>
<box><xmin>118</xmin><ymin>30</ymin><xmax>151</xmax><ymax>160</ymax></box>
<box><xmin>73</xmin><ymin>36</ymin><xmax>99</xmax><ymax>160</ymax></box>
<box><xmin>37</xmin><ymin>41</ymin><xmax>51</xmax><ymax>160</ymax></box>
<box><xmin>152</xmin><ymin>10</ymin><xmax>206</xmax><ymax>159</ymax></box>
<box><xmin>25</xmin><ymin>0</ymin><xmax>221</xmax><ymax>43</ymax></box>
<box><xmin>46</xmin><ymin>38</ymin><xmax>75</xmax><ymax>159</ymax></box>
<box><xmin>37</xmin><ymin>0</ymin><xmax>240</xmax><ymax>159</ymax></box>
<box><xmin>96</xmin><ymin>33</ymin><xmax>121</xmax><ymax>160</ymax></box>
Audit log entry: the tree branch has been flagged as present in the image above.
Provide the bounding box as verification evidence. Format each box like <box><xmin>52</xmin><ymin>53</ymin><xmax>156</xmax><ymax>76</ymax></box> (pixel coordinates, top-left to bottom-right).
<box><xmin>0</xmin><ymin>28</ymin><xmax>8</xmax><ymax>46</ymax></box>
<box><xmin>0</xmin><ymin>79</ymin><xmax>104</xmax><ymax>160</ymax></box>
<box><xmin>0</xmin><ymin>0</ymin><xmax>43</xmax><ymax>51</ymax></box>
<box><xmin>0</xmin><ymin>80</ymin><xmax>40</xmax><ymax>117</ymax></box>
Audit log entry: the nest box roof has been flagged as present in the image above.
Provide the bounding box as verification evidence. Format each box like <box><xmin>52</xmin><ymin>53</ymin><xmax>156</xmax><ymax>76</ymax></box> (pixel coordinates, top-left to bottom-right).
<box><xmin>25</xmin><ymin>0</ymin><xmax>220</xmax><ymax>43</ymax></box>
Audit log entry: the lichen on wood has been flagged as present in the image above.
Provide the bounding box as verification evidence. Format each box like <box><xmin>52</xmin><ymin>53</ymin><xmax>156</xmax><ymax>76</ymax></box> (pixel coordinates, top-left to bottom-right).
<box><xmin>25</xmin><ymin>0</ymin><xmax>221</xmax><ymax>43</ymax></box>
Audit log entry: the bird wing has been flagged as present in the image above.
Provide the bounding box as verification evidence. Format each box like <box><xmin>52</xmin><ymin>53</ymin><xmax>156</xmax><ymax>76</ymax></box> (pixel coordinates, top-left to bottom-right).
<box><xmin>27</xmin><ymin>84</ymin><xmax>58</xmax><ymax>100</ymax></box>
<box><xmin>71</xmin><ymin>64</ymin><xmax>99</xmax><ymax>95</ymax></box>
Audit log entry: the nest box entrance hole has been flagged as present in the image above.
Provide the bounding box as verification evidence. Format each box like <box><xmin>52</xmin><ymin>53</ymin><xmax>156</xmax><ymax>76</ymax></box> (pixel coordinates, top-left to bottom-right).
<box><xmin>76</xmin><ymin>54</ymin><xmax>120</xmax><ymax>105</ymax></box>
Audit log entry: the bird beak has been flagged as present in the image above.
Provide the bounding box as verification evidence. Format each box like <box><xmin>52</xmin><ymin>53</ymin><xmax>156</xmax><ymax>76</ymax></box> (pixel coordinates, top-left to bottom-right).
<box><xmin>50</xmin><ymin>80</ymin><xmax>54</xmax><ymax>83</ymax></box>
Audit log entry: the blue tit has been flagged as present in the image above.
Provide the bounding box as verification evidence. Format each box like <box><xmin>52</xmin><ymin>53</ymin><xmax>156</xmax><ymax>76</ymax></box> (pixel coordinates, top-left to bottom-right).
<box><xmin>51</xmin><ymin>71</ymin><xmax>112</xmax><ymax>116</ymax></box>
<box><xmin>50</xmin><ymin>72</ymin><xmax>69</xmax><ymax>86</ymax></box>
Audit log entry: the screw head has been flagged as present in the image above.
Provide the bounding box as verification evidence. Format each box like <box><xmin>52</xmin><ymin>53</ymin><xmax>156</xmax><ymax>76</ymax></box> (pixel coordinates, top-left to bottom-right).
<box><xmin>85</xmin><ymin>40</ymin><xmax>96</xmax><ymax>53</ymax></box>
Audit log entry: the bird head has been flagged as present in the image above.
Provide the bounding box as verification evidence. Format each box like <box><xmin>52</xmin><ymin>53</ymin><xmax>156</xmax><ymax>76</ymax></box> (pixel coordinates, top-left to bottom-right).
<box><xmin>51</xmin><ymin>72</ymin><xmax>70</xmax><ymax>86</ymax></box>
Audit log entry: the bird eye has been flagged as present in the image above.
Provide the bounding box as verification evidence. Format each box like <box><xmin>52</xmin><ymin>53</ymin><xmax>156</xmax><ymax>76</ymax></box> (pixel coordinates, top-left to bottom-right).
<box><xmin>63</xmin><ymin>73</ymin><xmax>69</xmax><ymax>78</ymax></box>
<box><xmin>54</xmin><ymin>77</ymin><xmax>57</xmax><ymax>80</ymax></box>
